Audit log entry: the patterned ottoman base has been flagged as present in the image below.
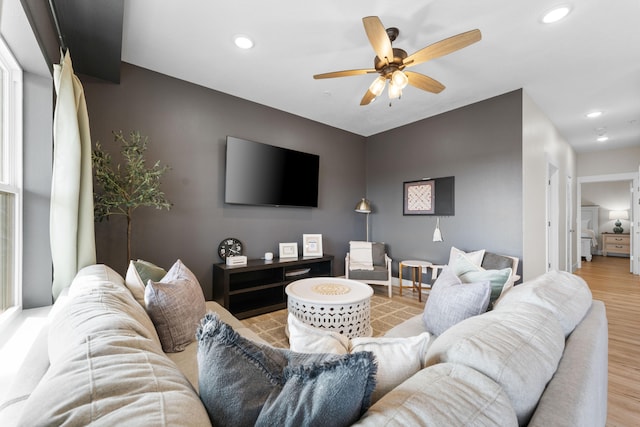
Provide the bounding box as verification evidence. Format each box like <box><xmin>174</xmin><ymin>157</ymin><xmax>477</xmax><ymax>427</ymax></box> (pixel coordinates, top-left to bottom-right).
<box><xmin>285</xmin><ymin>277</ymin><xmax>373</xmax><ymax>339</ymax></box>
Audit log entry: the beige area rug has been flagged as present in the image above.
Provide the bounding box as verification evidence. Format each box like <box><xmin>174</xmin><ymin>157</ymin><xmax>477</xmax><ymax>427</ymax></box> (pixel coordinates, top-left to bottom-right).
<box><xmin>241</xmin><ymin>287</ymin><xmax>427</xmax><ymax>348</ymax></box>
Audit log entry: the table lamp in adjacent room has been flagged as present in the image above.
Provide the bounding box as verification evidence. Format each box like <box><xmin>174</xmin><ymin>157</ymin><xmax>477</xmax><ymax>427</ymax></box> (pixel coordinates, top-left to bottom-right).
<box><xmin>355</xmin><ymin>198</ymin><xmax>372</xmax><ymax>242</ymax></box>
<box><xmin>609</xmin><ymin>210</ymin><xmax>628</xmax><ymax>234</ymax></box>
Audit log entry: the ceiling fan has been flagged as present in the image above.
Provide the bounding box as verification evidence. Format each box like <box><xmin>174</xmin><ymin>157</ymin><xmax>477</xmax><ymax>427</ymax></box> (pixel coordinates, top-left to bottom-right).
<box><xmin>313</xmin><ymin>16</ymin><xmax>481</xmax><ymax>105</ymax></box>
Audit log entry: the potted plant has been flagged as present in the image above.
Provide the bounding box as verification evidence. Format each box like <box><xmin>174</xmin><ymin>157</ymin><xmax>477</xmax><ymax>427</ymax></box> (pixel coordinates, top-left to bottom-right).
<box><xmin>92</xmin><ymin>130</ymin><xmax>172</xmax><ymax>262</ymax></box>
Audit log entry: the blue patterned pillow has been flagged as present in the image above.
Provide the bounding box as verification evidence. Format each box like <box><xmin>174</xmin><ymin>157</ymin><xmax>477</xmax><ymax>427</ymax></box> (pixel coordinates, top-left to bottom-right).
<box><xmin>196</xmin><ymin>313</ymin><xmax>377</xmax><ymax>427</ymax></box>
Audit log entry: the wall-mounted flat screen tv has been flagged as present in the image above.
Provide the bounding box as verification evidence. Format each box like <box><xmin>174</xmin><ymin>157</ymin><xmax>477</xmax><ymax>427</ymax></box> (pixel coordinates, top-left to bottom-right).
<box><xmin>225</xmin><ymin>136</ymin><xmax>320</xmax><ymax>208</ymax></box>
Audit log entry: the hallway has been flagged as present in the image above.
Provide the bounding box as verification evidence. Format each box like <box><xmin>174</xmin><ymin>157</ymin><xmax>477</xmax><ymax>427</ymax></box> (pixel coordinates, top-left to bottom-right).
<box><xmin>574</xmin><ymin>255</ymin><xmax>640</xmax><ymax>426</ymax></box>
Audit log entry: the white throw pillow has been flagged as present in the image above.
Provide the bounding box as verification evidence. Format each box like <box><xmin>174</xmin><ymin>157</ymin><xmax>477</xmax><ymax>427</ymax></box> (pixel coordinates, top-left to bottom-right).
<box><xmin>288</xmin><ymin>314</ymin><xmax>432</xmax><ymax>403</ymax></box>
<box><xmin>448</xmin><ymin>246</ymin><xmax>485</xmax><ymax>266</ymax></box>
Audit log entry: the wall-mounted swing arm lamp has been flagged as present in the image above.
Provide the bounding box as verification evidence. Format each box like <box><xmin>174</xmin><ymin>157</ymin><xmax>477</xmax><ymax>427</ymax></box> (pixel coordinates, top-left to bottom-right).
<box><xmin>355</xmin><ymin>198</ymin><xmax>372</xmax><ymax>242</ymax></box>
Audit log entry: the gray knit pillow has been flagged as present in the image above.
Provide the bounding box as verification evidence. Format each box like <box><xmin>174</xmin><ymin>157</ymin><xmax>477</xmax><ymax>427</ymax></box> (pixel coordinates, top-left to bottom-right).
<box><xmin>422</xmin><ymin>267</ymin><xmax>491</xmax><ymax>336</ymax></box>
<box><xmin>145</xmin><ymin>259</ymin><xmax>206</xmax><ymax>352</ymax></box>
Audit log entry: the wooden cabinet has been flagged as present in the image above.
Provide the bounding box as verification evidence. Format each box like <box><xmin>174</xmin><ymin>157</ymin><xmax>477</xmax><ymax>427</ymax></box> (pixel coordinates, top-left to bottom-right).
<box><xmin>602</xmin><ymin>234</ymin><xmax>630</xmax><ymax>256</ymax></box>
<box><xmin>212</xmin><ymin>255</ymin><xmax>333</xmax><ymax>319</ymax></box>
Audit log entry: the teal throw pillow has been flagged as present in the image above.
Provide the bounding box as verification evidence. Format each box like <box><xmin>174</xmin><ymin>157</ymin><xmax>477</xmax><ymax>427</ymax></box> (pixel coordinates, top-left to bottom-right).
<box><xmin>197</xmin><ymin>313</ymin><xmax>377</xmax><ymax>427</ymax></box>
<box><xmin>451</xmin><ymin>254</ymin><xmax>512</xmax><ymax>303</ymax></box>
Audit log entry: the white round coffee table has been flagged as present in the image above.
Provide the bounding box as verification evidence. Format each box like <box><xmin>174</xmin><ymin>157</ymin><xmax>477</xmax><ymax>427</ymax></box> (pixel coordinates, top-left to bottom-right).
<box><xmin>285</xmin><ymin>277</ymin><xmax>373</xmax><ymax>338</ymax></box>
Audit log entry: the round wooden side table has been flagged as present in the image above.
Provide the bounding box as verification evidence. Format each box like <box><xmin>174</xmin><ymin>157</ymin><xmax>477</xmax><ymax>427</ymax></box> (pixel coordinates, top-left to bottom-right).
<box><xmin>398</xmin><ymin>260</ymin><xmax>432</xmax><ymax>302</ymax></box>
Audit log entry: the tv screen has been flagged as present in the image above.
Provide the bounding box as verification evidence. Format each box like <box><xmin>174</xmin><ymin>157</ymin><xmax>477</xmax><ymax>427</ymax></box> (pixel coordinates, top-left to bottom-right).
<box><xmin>224</xmin><ymin>136</ymin><xmax>320</xmax><ymax>208</ymax></box>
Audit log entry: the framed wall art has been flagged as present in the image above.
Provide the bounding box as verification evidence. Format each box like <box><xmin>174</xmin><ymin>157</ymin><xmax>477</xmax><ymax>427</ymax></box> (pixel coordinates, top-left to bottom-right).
<box><xmin>302</xmin><ymin>234</ymin><xmax>323</xmax><ymax>257</ymax></box>
<box><xmin>403</xmin><ymin>176</ymin><xmax>455</xmax><ymax>216</ymax></box>
<box><xmin>279</xmin><ymin>242</ymin><xmax>298</xmax><ymax>259</ymax></box>
<box><xmin>404</xmin><ymin>179</ymin><xmax>435</xmax><ymax>215</ymax></box>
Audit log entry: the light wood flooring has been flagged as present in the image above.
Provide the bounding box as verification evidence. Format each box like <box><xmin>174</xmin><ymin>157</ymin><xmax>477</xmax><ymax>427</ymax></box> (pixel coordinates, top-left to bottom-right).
<box><xmin>574</xmin><ymin>255</ymin><xmax>640</xmax><ymax>427</ymax></box>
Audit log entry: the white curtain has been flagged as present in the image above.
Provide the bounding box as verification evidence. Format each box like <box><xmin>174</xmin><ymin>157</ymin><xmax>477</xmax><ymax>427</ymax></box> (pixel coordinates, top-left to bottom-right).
<box><xmin>50</xmin><ymin>51</ymin><xmax>96</xmax><ymax>300</ymax></box>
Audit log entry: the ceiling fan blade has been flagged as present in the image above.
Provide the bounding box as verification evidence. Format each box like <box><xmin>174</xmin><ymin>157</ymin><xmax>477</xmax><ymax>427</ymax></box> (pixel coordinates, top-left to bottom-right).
<box><xmin>405</xmin><ymin>71</ymin><xmax>445</xmax><ymax>94</ymax></box>
<box><xmin>403</xmin><ymin>29</ymin><xmax>481</xmax><ymax>68</ymax></box>
<box><xmin>360</xmin><ymin>89</ymin><xmax>377</xmax><ymax>106</ymax></box>
<box><xmin>363</xmin><ymin>16</ymin><xmax>394</xmax><ymax>63</ymax></box>
<box><xmin>313</xmin><ymin>69</ymin><xmax>376</xmax><ymax>79</ymax></box>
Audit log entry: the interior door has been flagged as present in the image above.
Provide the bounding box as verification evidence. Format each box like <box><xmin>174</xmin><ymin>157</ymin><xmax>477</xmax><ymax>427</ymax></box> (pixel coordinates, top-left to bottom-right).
<box><xmin>566</xmin><ymin>175</ymin><xmax>573</xmax><ymax>272</ymax></box>
<box><xmin>547</xmin><ymin>163</ymin><xmax>560</xmax><ymax>271</ymax></box>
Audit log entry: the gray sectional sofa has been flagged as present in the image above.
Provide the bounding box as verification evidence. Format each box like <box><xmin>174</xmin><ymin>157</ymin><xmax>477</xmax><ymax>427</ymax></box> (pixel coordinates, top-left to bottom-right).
<box><xmin>1</xmin><ymin>264</ymin><xmax>607</xmax><ymax>426</ymax></box>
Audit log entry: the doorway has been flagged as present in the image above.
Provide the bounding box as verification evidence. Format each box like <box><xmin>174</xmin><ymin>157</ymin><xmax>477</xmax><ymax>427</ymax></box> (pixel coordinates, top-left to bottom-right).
<box><xmin>577</xmin><ymin>172</ymin><xmax>639</xmax><ymax>275</ymax></box>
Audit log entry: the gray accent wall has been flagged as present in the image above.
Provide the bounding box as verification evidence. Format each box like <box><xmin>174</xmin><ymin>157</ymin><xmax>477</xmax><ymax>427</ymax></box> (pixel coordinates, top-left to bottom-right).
<box><xmin>82</xmin><ymin>63</ymin><xmax>367</xmax><ymax>299</ymax></box>
<box><xmin>366</xmin><ymin>90</ymin><xmax>524</xmax><ymax>276</ymax></box>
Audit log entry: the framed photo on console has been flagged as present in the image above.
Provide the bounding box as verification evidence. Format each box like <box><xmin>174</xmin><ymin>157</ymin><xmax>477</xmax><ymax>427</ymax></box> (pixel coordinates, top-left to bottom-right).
<box><xmin>303</xmin><ymin>234</ymin><xmax>323</xmax><ymax>257</ymax></box>
<box><xmin>279</xmin><ymin>242</ymin><xmax>298</xmax><ymax>259</ymax></box>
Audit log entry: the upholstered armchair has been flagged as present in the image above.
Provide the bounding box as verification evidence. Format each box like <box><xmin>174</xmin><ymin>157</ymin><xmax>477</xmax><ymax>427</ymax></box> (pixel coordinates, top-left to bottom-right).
<box><xmin>345</xmin><ymin>241</ymin><xmax>393</xmax><ymax>297</ymax></box>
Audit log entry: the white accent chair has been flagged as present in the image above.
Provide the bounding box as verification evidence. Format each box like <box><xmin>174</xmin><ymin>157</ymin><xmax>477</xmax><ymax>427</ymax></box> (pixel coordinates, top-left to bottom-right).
<box><xmin>345</xmin><ymin>241</ymin><xmax>393</xmax><ymax>298</ymax></box>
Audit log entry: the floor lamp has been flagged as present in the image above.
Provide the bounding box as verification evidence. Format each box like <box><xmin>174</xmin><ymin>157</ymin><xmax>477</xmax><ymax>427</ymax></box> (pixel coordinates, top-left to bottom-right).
<box><xmin>355</xmin><ymin>198</ymin><xmax>372</xmax><ymax>242</ymax></box>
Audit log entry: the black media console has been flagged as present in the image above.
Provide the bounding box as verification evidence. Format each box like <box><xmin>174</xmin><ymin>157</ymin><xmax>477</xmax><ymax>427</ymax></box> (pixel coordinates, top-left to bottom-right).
<box><xmin>212</xmin><ymin>255</ymin><xmax>334</xmax><ymax>319</ymax></box>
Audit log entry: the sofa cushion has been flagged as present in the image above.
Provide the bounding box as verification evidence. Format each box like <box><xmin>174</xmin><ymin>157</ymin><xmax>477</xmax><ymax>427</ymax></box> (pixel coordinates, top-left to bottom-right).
<box><xmin>166</xmin><ymin>301</ymin><xmax>268</xmax><ymax>392</ymax></box>
<box><xmin>354</xmin><ymin>363</ymin><xmax>518</xmax><ymax>426</ymax></box>
<box><xmin>425</xmin><ymin>302</ymin><xmax>564</xmax><ymax>425</ymax></box>
<box><xmin>288</xmin><ymin>314</ymin><xmax>432</xmax><ymax>403</ymax></box>
<box><xmin>145</xmin><ymin>259</ymin><xmax>206</xmax><ymax>352</ymax></box>
<box><xmin>125</xmin><ymin>259</ymin><xmax>167</xmax><ymax>306</ymax></box>
<box><xmin>382</xmin><ymin>314</ymin><xmax>426</xmax><ymax>338</ymax></box>
<box><xmin>348</xmin><ymin>265</ymin><xmax>389</xmax><ymax>281</ymax></box>
<box><xmin>22</xmin><ymin>264</ymin><xmax>210</xmax><ymax>427</ymax></box>
<box><xmin>49</xmin><ymin>265</ymin><xmax>160</xmax><ymax>365</ymax></box>
<box><xmin>494</xmin><ymin>270</ymin><xmax>592</xmax><ymax>337</ymax></box>
<box><xmin>422</xmin><ymin>267</ymin><xmax>491</xmax><ymax>336</ymax></box>
<box><xmin>22</xmin><ymin>329</ymin><xmax>210</xmax><ymax>426</ymax></box>
<box><xmin>451</xmin><ymin>253</ymin><xmax>511</xmax><ymax>304</ymax></box>
<box><xmin>197</xmin><ymin>313</ymin><xmax>376</xmax><ymax>427</ymax></box>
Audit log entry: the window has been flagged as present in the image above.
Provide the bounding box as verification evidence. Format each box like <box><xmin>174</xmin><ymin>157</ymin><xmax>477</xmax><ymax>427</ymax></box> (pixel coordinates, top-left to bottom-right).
<box><xmin>0</xmin><ymin>36</ymin><xmax>22</xmax><ymax>323</ymax></box>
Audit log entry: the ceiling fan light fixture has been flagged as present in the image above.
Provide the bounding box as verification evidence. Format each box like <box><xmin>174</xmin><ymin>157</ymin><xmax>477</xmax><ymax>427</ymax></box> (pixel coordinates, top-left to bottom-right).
<box><xmin>542</xmin><ymin>5</ymin><xmax>571</xmax><ymax>24</ymax></box>
<box><xmin>391</xmin><ymin>70</ymin><xmax>409</xmax><ymax>89</ymax></box>
<box><xmin>586</xmin><ymin>111</ymin><xmax>603</xmax><ymax>118</ymax></box>
<box><xmin>597</xmin><ymin>135</ymin><xmax>609</xmax><ymax>142</ymax></box>
<box><xmin>369</xmin><ymin>76</ymin><xmax>386</xmax><ymax>96</ymax></box>
<box><xmin>388</xmin><ymin>82</ymin><xmax>402</xmax><ymax>99</ymax></box>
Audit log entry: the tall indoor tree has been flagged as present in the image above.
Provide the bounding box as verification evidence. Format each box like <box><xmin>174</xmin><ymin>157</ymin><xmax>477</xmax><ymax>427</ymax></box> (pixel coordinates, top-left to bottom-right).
<box><xmin>92</xmin><ymin>131</ymin><xmax>172</xmax><ymax>262</ymax></box>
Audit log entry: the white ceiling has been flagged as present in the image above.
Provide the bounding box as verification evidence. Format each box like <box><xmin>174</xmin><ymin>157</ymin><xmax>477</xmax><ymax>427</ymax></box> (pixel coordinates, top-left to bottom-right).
<box><xmin>121</xmin><ymin>0</ymin><xmax>640</xmax><ymax>153</ymax></box>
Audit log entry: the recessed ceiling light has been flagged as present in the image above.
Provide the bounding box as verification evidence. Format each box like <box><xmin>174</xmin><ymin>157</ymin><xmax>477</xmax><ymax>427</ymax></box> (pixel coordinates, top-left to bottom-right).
<box><xmin>586</xmin><ymin>111</ymin><xmax>603</xmax><ymax>118</ymax></box>
<box><xmin>542</xmin><ymin>5</ymin><xmax>571</xmax><ymax>24</ymax></box>
<box><xmin>233</xmin><ymin>35</ymin><xmax>254</xmax><ymax>49</ymax></box>
<box><xmin>597</xmin><ymin>135</ymin><xmax>609</xmax><ymax>142</ymax></box>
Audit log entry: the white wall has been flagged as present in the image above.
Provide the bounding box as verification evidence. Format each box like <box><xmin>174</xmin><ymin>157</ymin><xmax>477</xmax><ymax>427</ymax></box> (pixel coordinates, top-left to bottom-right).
<box><xmin>522</xmin><ymin>92</ymin><xmax>577</xmax><ymax>279</ymax></box>
<box><xmin>578</xmin><ymin>146</ymin><xmax>640</xmax><ymax>176</ymax></box>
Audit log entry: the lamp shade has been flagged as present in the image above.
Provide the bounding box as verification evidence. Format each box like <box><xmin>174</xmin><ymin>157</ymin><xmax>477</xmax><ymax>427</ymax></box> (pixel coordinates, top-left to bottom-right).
<box><xmin>355</xmin><ymin>198</ymin><xmax>371</xmax><ymax>213</ymax></box>
<box><xmin>609</xmin><ymin>210</ymin><xmax>629</xmax><ymax>220</ymax></box>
